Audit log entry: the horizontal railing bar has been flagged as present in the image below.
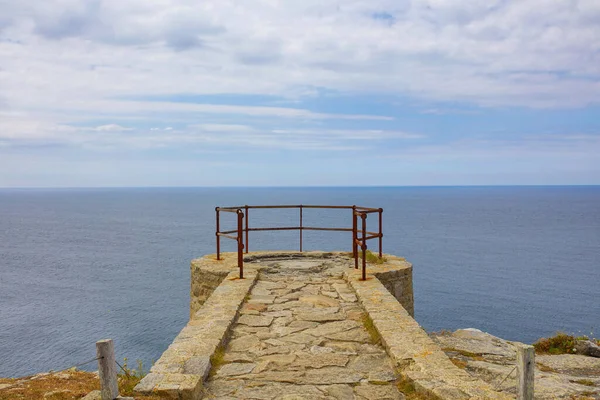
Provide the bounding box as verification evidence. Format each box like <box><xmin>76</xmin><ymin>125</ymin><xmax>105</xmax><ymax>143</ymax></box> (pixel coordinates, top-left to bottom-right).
<box><xmin>216</xmin><ymin>208</ymin><xmax>241</xmax><ymax>213</ymax></box>
<box><xmin>354</xmin><ymin>206</ymin><xmax>380</xmax><ymax>211</ymax></box>
<box><xmin>364</xmin><ymin>234</ymin><xmax>381</xmax><ymax>240</ymax></box>
<box><xmin>355</xmin><ymin>234</ymin><xmax>379</xmax><ymax>240</ymax></box>
<box><xmin>246</xmin><ymin>226</ymin><xmax>353</xmax><ymax>232</ymax></box>
<box><xmin>247</xmin><ymin>227</ymin><xmax>300</xmax><ymax>232</ymax></box>
<box><xmin>219</xmin><ymin>229</ymin><xmax>238</xmax><ymax>235</ymax></box>
<box><xmin>300</xmin><ymin>205</ymin><xmax>354</xmax><ymax>209</ymax></box>
<box><xmin>217</xmin><ymin>233</ymin><xmax>238</xmax><ymax>240</ymax></box>
<box><xmin>219</xmin><ymin>204</ymin><xmax>357</xmax><ymax>210</ymax></box>
<box><xmin>303</xmin><ymin>227</ymin><xmax>353</xmax><ymax>232</ymax></box>
<box><xmin>354</xmin><ymin>209</ymin><xmax>381</xmax><ymax>215</ymax></box>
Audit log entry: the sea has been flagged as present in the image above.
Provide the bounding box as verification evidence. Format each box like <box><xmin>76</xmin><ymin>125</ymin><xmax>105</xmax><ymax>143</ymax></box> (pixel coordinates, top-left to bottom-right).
<box><xmin>0</xmin><ymin>186</ymin><xmax>598</xmax><ymax>377</ymax></box>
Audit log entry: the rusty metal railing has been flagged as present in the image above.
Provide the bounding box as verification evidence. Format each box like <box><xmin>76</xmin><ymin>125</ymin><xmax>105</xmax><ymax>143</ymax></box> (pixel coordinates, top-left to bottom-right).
<box><xmin>215</xmin><ymin>205</ymin><xmax>383</xmax><ymax>280</ymax></box>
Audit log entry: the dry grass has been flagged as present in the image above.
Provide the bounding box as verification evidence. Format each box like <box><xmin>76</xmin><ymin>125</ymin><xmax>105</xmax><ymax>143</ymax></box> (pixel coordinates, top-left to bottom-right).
<box><xmin>0</xmin><ymin>369</ymin><xmax>160</xmax><ymax>400</ymax></box>
<box><xmin>450</xmin><ymin>358</ymin><xmax>468</xmax><ymax>369</ymax></box>
<box><xmin>571</xmin><ymin>379</ymin><xmax>596</xmax><ymax>387</ymax></box>
<box><xmin>441</xmin><ymin>347</ymin><xmax>485</xmax><ymax>361</ymax></box>
<box><xmin>537</xmin><ymin>362</ymin><xmax>558</xmax><ymax>373</ymax></box>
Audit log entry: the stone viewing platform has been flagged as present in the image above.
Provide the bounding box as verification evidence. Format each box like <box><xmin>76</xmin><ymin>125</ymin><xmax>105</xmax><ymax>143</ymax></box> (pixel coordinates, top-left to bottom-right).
<box><xmin>134</xmin><ymin>251</ymin><xmax>513</xmax><ymax>399</ymax></box>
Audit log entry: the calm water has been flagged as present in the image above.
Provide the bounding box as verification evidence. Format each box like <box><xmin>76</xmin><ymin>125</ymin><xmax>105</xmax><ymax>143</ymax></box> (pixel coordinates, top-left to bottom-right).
<box><xmin>0</xmin><ymin>186</ymin><xmax>598</xmax><ymax>377</ymax></box>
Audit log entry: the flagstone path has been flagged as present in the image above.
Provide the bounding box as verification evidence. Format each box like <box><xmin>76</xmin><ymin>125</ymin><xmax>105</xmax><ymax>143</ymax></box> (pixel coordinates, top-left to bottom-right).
<box><xmin>203</xmin><ymin>259</ymin><xmax>405</xmax><ymax>400</ymax></box>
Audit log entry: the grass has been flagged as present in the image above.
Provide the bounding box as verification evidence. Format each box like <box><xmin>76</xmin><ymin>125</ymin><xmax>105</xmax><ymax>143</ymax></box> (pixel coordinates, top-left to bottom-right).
<box><xmin>0</xmin><ymin>361</ymin><xmax>160</xmax><ymax>400</ymax></box>
<box><xmin>534</xmin><ymin>332</ymin><xmax>578</xmax><ymax>355</ymax></box>
<box><xmin>345</xmin><ymin>250</ymin><xmax>388</xmax><ymax>264</ymax></box>
<box><xmin>361</xmin><ymin>313</ymin><xmax>381</xmax><ymax>345</ymax></box>
<box><xmin>537</xmin><ymin>362</ymin><xmax>558</xmax><ymax>373</ymax></box>
<box><xmin>571</xmin><ymin>379</ymin><xmax>596</xmax><ymax>387</ymax></box>
<box><xmin>441</xmin><ymin>347</ymin><xmax>484</xmax><ymax>361</ymax></box>
<box><xmin>208</xmin><ymin>343</ymin><xmax>228</xmax><ymax>378</ymax></box>
<box><xmin>450</xmin><ymin>358</ymin><xmax>468</xmax><ymax>369</ymax></box>
<box><xmin>395</xmin><ymin>375</ymin><xmax>436</xmax><ymax>400</ymax></box>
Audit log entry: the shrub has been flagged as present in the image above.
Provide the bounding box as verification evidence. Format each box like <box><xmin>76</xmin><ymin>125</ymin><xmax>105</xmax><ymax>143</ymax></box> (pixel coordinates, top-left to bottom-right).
<box><xmin>533</xmin><ymin>333</ymin><xmax>577</xmax><ymax>355</ymax></box>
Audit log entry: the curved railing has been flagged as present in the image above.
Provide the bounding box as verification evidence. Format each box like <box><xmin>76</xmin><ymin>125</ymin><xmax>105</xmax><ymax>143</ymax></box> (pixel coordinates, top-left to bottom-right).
<box><xmin>215</xmin><ymin>205</ymin><xmax>383</xmax><ymax>280</ymax></box>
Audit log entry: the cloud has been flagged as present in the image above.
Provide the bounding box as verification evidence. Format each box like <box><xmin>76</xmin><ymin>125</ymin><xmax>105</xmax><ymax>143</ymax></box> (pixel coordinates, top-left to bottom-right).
<box><xmin>1</xmin><ymin>0</ymin><xmax>599</xmax><ymax>111</ymax></box>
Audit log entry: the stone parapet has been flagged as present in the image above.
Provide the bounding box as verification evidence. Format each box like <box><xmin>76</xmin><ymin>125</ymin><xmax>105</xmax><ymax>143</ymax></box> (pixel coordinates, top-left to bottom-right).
<box><xmin>346</xmin><ymin>267</ymin><xmax>513</xmax><ymax>400</ymax></box>
<box><xmin>190</xmin><ymin>251</ymin><xmax>414</xmax><ymax>318</ymax></box>
<box><xmin>134</xmin><ymin>263</ymin><xmax>258</xmax><ymax>399</ymax></box>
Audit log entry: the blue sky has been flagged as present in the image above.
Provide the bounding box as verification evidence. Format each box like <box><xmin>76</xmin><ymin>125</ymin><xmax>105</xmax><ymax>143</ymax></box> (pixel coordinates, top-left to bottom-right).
<box><xmin>0</xmin><ymin>0</ymin><xmax>599</xmax><ymax>187</ymax></box>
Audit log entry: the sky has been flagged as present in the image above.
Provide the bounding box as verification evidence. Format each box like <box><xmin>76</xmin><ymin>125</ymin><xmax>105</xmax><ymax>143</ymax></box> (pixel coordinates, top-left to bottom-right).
<box><xmin>0</xmin><ymin>0</ymin><xmax>599</xmax><ymax>187</ymax></box>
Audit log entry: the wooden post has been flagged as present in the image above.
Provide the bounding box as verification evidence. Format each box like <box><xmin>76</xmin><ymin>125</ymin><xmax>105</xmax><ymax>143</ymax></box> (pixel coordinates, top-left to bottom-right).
<box><xmin>516</xmin><ymin>344</ymin><xmax>534</xmax><ymax>400</ymax></box>
<box><xmin>96</xmin><ymin>339</ymin><xmax>119</xmax><ymax>400</ymax></box>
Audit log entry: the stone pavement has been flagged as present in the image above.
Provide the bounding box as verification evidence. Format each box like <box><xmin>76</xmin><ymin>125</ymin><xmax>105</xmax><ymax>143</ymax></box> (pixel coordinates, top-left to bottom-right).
<box><xmin>203</xmin><ymin>259</ymin><xmax>405</xmax><ymax>400</ymax></box>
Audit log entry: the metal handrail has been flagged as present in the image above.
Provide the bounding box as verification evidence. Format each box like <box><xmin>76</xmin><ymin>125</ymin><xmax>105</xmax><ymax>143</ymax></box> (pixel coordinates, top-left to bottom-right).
<box><xmin>215</xmin><ymin>205</ymin><xmax>383</xmax><ymax>280</ymax></box>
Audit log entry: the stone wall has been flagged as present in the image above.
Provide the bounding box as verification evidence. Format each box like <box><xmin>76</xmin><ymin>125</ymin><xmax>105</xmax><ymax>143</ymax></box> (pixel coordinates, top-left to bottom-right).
<box><xmin>190</xmin><ymin>255</ymin><xmax>232</xmax><ymax>319</ymax></box>
<box><xmin>190</xmin><ymin>251</ymin><xmax>414</xmax><ymax>319</ymax></box>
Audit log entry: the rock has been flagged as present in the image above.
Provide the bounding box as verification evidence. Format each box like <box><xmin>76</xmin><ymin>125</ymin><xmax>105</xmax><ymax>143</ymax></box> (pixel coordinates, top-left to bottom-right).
<box><xmin>243</xmin><ymin>303</ymin><xmax>268</xmax><ymax>312</ymax></box>
<box><xmin>322</xmin><ymin>291</ymin><xmax>338</xmax><ymax>298</ymax></box>
<box><xmin>368</xmin><ymin>370</ymin><xmax>397</xmax><ymax>384</ymax></box>
<box><xmin>279</xmin><ymin>332</ymin><xmax>317</xmax><ymax>344</ymax></box>
<box><xmin>183</xmin><ymin>356</ymin><xmax>211</xmax><ymax>378</ymax></box>
<box><xmin>325</xmin><ymin>327</ymin><xmax>371</xmax><ymax>343</ymax></box>
<box><xmin>332</xmin><ymin>284</ymin><xmax>358</xmax><ymax>302</ymax></box>
<box><xmin>295</xmin><ymin>353</ymin><xmax>350</xmax><ymax>368</ymax></box>
<box><xmin>323</xmin><ymin>384</ymin><xmax>356</xmax><ymax>399</ymax></box>
<box><xmin>297</xmin><ymin>308</ymin><xmax>345</xmax><ymax>322</ymax></box>
<box><xmin>223</xmin><ymin>353</ymin><xmax>254</xmax><ymax>363</ymax></box>
<box><xmin>299</xmin><ymin>295</ymin><xmax>340</xmax><ymax>308</ymax></box>
<box><xmin>537</xmin><ymin>354</ymin><xmax>600</xmax><ymax>375</ymax></box>
<box><xmin>354</xmin><ymin>383</ymin><xmax>405</xmax><ymax>400</ymax></box>
<box><xmin>217</xmin><ymin>362</ymin><xmax>257</xmax><ymax>377</ymax></box>
<box><xmin>302</xmin><ymin>367</ymin><xmax>363</xmax><ymax>384</ymax></box>
<box><xmin>81</xmin><ymin>391</ymin><xmax>102</xmax><ymax>400</ymax></box>
<box><xmin>575</xmin><ymin>340</ymin><xmax>600</xmax><ymax>358</ymax></box>
<box><xmin>229</xmin><ymin>335</ymin><xmax>260</xmax><ymax>352</ymax></box>
<box><xmin>248</xmin><ymin>295</ymin><xmax>276</xmax><ymax>304</ymax></box>
<box><xmin>431</xmin><ymin>328</ymin><xmax>516</xmax><ymax>358</ymax></box>
<box><xmin>310</xmin><ymin>345</ymin><xmax>335</xmax><ymax>354</ymax></box>
<box><xmin>238</xmin><ymin>315</ymin><xmax>274</xmax><ymax>327</ymax></box>
<box><xmin>259</xmin><ymin>354</ymin><xmax>297</xmax><ymax>366</ymax></box>
<box><xmin>348</xmin><ymin>354</ymin><xmax>391</xmax><ymax>373</ymax></box>
<box><xmin>303</xmin><ymin>320</ymin><xmax>360</xmax><ymax>337</ymax></box>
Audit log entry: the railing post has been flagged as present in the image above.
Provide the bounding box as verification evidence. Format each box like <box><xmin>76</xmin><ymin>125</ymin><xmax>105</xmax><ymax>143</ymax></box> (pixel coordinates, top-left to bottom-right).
<box><xmin>361</xmin><ymin>213</ymin><xmax>367</xmax><ymax>280</ymax></box>
<box><xmin>96</xmin><ymin>339</ymin><xmax>118</xmax><ymax>400</ymax></box>
<box><xmin>352</xmin><ymin>206</ymin><xmax>357</xmax><ymax>259</ymax></box>
<box><xmin>354</xmin><ymin>211</ymin><xmax>359</xmax><ymax>270</ymax></box>
<box><xmin>517</xmin><ymin>344</ymin><xmax>535</xmax><ymax>400</ymax></box>
<box><xmin>237</xmin><ymin>209</ymin><xmax>244</xmax><ymax>279</ymax></box>
<box><xmin>299</xmin><ymin>205</ymin><xmax>303</xmax><ymax>252</ymax></box>
<box><xmin>215</xmin><ymin>207</ymin><xmax>220</xmax><ymax>260</ymax></box>
<box><xmin>378</xmin><ymin>208</ymin><xmax>383</xmax><ymax>258</ymax></box>
<box><xmin>245</xmin><ymin>205</ymin><xmax>249</xmax><ymax>253</ymax></box>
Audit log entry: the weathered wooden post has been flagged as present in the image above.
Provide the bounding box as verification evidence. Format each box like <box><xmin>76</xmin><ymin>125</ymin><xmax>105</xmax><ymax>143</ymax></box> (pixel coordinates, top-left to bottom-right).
<box><xmin>516</xmin><ymin>344</ymin><xmax>534</xmax><ymax>400</ymax></box>
<box><xmin>96</xmin><ymin>339</ymin><xmax>119</xmax><ymax>400</ymax></box>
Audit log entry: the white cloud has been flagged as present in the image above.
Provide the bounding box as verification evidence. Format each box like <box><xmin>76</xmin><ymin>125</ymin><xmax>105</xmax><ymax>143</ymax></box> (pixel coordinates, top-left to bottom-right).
<box><xmin>1</xmin><ymin>0</ymin><xmax>599</xmax><ymax>114</ymax></box>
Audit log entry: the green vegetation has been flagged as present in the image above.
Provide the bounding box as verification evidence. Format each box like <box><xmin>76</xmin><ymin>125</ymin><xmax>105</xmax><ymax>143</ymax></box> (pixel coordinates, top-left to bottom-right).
<box><xmin>395</xmin><ymin>375</ymin><xmax>436</xmax><ymax>399</ymax></box>
<box><xmin>345</xmin><ymin>250</ymin><xmax>388</xmax><ymax>264</ymax></box>
<box><xmin>118</xmin><ymin>358</ymin><xmax>157</xmax><ymax>398</ymax></box>
<box><xmin>534</xmin><ymin>333</ymin><xmax>578</xmax><ymax>355</ymax></box>
<box><xmin>361</xmin><ymin>313</ymin><xmax>381</xmax><ymax>345</ymax></box>
<box><xmin>208</xmin><ymin>344</ymin><xmax>228</xmax><ymax>378</ymax></box>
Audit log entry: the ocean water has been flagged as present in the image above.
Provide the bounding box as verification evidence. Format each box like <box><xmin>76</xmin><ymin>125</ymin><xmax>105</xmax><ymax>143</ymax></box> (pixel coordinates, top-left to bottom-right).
<box><xmin>0</xmin><ymin>186</ymin><xmax>598</xmax><ymax>377</ymax></box>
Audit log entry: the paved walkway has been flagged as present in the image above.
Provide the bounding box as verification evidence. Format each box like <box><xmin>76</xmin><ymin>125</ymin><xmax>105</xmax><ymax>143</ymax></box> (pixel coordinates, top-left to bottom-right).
<box><xmin>204</xmin><ymin>259</ymin><xmax>404</xmax><ymax>400</ymax></box>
